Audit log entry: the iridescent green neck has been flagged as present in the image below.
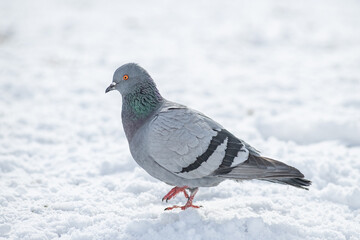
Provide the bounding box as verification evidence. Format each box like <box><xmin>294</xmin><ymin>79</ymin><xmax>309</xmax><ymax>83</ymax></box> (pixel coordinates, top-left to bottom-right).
<box><xmin>121</xmin><ymin>82</ymin><xmax>163</xmax><ymax>141</ymax></box>
<box><xmin>122</xmin><ymin>84</ymin><xmax>163</xmax><ymax>120</ymax></box>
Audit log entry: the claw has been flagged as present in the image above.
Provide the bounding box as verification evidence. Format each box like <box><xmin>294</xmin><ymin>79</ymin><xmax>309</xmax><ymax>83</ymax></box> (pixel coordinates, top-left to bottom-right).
<box><xmin>164</xmin><ymin>187</ymin><xmax>200</xmax><ymax>211</ymax></box>
<box><xmin>164</xmin><ymin>204</ymin><xmax>202</xmax><ymax>211</ymax></box>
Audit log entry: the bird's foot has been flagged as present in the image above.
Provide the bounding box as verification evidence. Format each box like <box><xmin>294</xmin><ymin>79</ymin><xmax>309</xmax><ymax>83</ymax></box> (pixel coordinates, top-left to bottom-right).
<box><xmin>162</xmin><ymin>186</ymin><xmax>189</xmax><ymax>202</ymax></box>
<box><xmin>164</xmin><ymin>188</ymin><xmax>201</xmax><ymax>211</ymax></box>
<box><xmin>164</xmin><ymin>203</ymin><xmax>202</xmax><ymax>211</ymax></box>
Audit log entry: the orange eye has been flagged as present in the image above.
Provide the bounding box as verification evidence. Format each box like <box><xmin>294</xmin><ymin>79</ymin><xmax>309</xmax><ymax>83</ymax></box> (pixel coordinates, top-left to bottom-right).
<box><xmin>123</xmin><ymin>74</ymin><xmax>129</xmax><ymax>80</ymax></box>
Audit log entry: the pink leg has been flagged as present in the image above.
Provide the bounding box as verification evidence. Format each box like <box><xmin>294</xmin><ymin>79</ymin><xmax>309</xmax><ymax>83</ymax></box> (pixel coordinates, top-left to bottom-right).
<box><xmin>162</xmin><ymin>186</ymin><xmax>189</xmax><ymax>202</ymax></box>
<box><xmin>165</xmin><ymin>188</ymin><xmax>202</xmax><ymax>211</ymax></box>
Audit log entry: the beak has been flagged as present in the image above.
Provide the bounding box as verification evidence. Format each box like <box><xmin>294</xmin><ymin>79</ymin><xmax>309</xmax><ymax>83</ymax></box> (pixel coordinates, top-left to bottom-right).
<box><xmin>105</xmin><ymin>82</ymin><xmax>117</xmax><ymax>93</ymax></box>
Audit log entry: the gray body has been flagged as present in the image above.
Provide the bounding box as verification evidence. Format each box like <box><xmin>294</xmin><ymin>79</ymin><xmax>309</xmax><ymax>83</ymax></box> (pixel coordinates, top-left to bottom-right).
<box><xmin>129</xmin><ymin>101</ymin><xmax>225</xmax><ymax>187</ymax></box>
<box><xmin>106</xmin><ymin>63</ymin><xmax>311</xmax><ymax>190</ymax></box>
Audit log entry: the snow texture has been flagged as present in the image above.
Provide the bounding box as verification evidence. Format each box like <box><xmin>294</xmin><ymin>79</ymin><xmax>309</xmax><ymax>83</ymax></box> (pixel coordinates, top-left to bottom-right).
<box><xmin>1</xmin><ymin>0</ymin><xmax>360</xmax><ymax>239</ymax></box>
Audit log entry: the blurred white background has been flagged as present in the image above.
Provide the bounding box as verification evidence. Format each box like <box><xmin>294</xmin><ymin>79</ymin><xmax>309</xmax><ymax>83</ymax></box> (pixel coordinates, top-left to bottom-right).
<box><xmin>1</xmin><ymin>0</ymin><xmax>359</xmax><ymax>239</ymax></box>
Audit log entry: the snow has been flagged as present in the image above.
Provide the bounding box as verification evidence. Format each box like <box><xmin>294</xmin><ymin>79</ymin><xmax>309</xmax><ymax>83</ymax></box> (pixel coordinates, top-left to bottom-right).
<box><xmin>1</xmin><ymin>0</ymin><xmax>360</xmax><ymax>239</ymax></box>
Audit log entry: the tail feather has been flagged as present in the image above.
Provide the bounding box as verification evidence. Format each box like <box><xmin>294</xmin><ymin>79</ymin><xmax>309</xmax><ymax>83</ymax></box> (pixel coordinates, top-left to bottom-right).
<box><xmin>214</xmin><ymin>154</ymin><xmax>311</xmax><ymax>190</ymax></box>
<box><xmin>264</xmin><ymin>178</ymin><xmax>311</xmax><ymax>190</ymax></box>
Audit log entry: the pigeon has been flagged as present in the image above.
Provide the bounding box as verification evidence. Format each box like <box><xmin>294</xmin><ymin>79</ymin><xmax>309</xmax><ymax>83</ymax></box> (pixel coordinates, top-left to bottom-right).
<box><xmin>105</xmin><ymin>63</ymin><xmax>311</xmax><ymax>211</ymax></box>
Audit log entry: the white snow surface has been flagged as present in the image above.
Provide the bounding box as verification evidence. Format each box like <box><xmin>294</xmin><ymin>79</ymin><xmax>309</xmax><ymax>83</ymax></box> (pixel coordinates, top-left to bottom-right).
<box><xmin>1</xmin><ymin>0</ymin><xmax>360</xmax><ymax>239</ymax></box>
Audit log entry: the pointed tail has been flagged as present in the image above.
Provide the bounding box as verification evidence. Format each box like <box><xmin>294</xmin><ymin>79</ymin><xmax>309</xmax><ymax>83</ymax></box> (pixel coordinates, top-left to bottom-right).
<box><xmin>214</xmin><ymin>154</ymin><xmax>311</xmax><ymax>190</ymax></box>
<box><xmin>263</xmin><ymin>178</ymin><xmax>311</xmax><ymax>190</ymax></box>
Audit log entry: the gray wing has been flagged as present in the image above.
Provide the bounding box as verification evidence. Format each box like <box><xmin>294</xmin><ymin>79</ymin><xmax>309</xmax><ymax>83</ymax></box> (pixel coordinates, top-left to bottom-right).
<box><xmin>147</xmin><ymin>103</ymin><xmax>250</xmax><ymax>180</ymax></box>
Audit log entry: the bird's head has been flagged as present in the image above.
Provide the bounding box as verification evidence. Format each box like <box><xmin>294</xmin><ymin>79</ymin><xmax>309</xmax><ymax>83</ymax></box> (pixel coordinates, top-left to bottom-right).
<box><xmin>105</xmin><ymin>63</ymin><xmax>154</xmax><ymax>95</ymax></box>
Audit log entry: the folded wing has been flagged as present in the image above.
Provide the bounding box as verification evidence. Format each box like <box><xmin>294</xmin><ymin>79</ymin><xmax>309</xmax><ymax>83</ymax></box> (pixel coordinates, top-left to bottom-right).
<box><xmin>148</xmin><ymin>104</ymin><xmax>249</xmax><ymax>179</ymax></box>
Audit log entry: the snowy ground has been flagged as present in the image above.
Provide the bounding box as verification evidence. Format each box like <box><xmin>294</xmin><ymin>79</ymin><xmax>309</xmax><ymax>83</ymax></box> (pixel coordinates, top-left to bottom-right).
<box><xmin>1</xmin><ymin>0</ymin><xmax>360</xmax><ymax>239</ymax></box>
